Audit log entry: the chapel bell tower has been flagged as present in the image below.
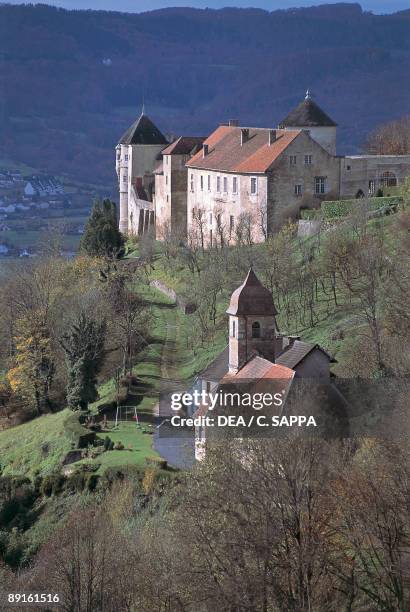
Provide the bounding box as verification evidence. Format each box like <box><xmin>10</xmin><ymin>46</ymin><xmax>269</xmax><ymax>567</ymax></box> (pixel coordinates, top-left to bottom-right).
<box><xmin>226</xmin><ymin>269</ymin><xmax>278</xmax><ymax>374</ymax></box>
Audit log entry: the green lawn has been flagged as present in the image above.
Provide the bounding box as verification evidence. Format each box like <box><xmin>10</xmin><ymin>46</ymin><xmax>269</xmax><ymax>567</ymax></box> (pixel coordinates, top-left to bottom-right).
<box><xmin>84</xmin><ymin>422</ymin><xmax>160</xmax><ymax>474</ymax></box>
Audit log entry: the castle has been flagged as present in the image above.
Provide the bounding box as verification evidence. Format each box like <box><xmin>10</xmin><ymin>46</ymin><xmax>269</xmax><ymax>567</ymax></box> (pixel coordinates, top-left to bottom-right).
<box><xmin>116</xmin><ymin>92</ymin><xmax>410</xmax><ymax>244</ymax></box>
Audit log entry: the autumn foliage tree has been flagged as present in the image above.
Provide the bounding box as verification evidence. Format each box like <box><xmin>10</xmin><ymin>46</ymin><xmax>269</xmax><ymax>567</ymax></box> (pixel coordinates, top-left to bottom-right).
<box><xmin>365</xmin><ymin>116</ymin><xmax>410</xmax><ymax>155</ymax></box>
<box><xmin>7</xmin><ymin>314</ymin><xmax>55</xmax><ymax>416</ymax></box>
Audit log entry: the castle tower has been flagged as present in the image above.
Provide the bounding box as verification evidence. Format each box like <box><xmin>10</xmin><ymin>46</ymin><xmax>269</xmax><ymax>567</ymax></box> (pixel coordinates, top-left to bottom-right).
<box><xmin>278</xmin><ymin>90</ymin><xmax>337</xmax><ymax>155</ymax></box>
<box><xmin>116</xmin><ymin>111</ymin><xmax>168</xmax><ymax>234</ymax></box>
<box><xmin>226</xmin><ymin>269</ymin><xmax>278</xmax><ymax>374</ymax></box>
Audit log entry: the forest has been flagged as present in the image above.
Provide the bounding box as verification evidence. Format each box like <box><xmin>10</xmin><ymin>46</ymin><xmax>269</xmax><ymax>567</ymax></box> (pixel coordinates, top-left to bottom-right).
<box><xmin>0</xmin><ymin>179</ymin><xmax>409</xmax><ymax>609</ymax></box>
<box><xmin>1</xmin><ymin>3</ymin><xmax>410</xmax><ymax>184</ymax></box>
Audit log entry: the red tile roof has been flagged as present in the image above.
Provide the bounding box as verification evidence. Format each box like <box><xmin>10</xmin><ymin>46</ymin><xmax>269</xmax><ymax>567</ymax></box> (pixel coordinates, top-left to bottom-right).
<box><xmin>186</xmin><ymin>126</ymin><xmax>301</xmax><ymax>173</ymax></box>
<box><xmin>221</xmin><ymin>356</ymin><xmax>294</xmax><ymax>383</ymax></box>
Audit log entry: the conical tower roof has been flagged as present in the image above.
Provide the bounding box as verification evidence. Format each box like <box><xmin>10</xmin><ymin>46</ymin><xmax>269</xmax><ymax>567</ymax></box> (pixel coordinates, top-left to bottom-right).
<box><xmin>279</xmin><ymin>93</ymin><xmax>337</xmax><ymax>128</ymax></box>
<box><xmin>226</xmin><ymin>269</ymin><xmax>278</xmax><ymax>316</ymax></box>
<box><xmin>118</xmin><ymin>113</ymin><xmax>168</xmax><ymax>146</ymax></box>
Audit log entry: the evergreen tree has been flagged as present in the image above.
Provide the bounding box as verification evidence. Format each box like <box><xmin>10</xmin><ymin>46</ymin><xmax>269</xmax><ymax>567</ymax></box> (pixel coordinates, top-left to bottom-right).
<box><xmin>80</xmin><ymin>199</ymin><xmax>124</xmax><ymax>258</ymax></box>
<box><xmin>61</xmin><ymin>313</ymin><xmax>106</xmax><ymax>411</ymax></box>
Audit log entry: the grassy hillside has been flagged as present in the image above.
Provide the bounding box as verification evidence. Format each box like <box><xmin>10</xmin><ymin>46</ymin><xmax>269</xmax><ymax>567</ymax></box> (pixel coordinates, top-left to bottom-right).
<box><xmin>0</xmin><ymin>409</ymin><xmax>72</xmax><ymax>478</ymax></box>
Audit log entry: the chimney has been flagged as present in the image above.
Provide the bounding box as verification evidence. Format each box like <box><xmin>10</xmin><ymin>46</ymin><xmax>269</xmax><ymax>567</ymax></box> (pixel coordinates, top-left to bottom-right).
<box><xmin>229</xmin><ymin>119</ymin><xmax>239</xmax><ymax>127</ymax></box>
<box><xmin>269</xmin><ymin>129</ymin><xmax>277</xmax><ymax>145</ymax></box>
<box><xmin>202</xmin><ymin>144</ymin><xmax>209</xmax><ymax>157</ymax></box>
<box><xmin>240</xmin><ymin>128</ymin><xmax>249</xmax><ymax>146</ymax></box>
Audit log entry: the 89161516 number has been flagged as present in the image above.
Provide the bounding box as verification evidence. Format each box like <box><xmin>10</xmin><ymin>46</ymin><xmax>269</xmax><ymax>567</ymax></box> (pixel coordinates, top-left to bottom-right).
<box><xmin>3</xmin><ymin>593</ymin><xmax>61</xmax><ymax>606</ymax></box>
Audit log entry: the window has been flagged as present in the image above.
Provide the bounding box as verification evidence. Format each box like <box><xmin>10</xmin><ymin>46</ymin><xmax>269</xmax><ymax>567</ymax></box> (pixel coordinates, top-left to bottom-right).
<box><xmin>231</xmin><ymin>320</ymin><xmax>236</xmax><ymax>338</ymax></box>
<box><xmin>208</xmin><ymin>175</ymin><xmax>211</xmax><ymax>191</ymax></box>
<box><xmin>209</xmin><ymin>213</ymin><xmax>212</xmax><ymax>225</ymax></box>
<box><xmin>294</xmin><ymin>184</ymin><xmax>302</xmax><ymax>196</ymax></box>
<box><xmin>250</xmin><ymin>177</ymin><xmax>258</xmax><ymax>195</ymax></box>
<box><xmin>125</xmin><ymin>154</ymin><xmax>129</xmax><ymax>161</ymax></box>
<box><xmin>290</xmin><ymin>155</ymin><xmax>297</xmax><ymax>166</ymax></box>
<box><xmin>368</xmin><ymin>180</ymin><xmax>375</xmax><ymax>195</ymax></box>
<box><xmin>209</xmin><ymin>229</ymin><xmax>213</xmax><ymax>246</ymax></box>
<box><xmin>190</xmin><ymin>174</ymin><xmax>194</xmax><ymax>192</ymax></box>
<box><xmin>314</xmin><ymin>177</ymin><xmax>326</xmax><ymax>195</ymax></box>
<box><xmin>233</xmin><ymin>176</ymin><xmax>238</xmax><ymax>194</ymax></box>
<box><xmin>116</xmin><ymin>152</ymin><xmax>120</xmax><ymax>161</ymax></box>
<box><xmin>165</xmin><ymin>175</ymin><xmax>168</xmax><ymax>186</ymax></box>
<box><xmin>200</xmin><ymin>175</ymin><xmax>204</xmax><ymax>191</ymax></box>
<box><xmin>304</xmin><ymin>155</ymin><xmax>313</xmax><ymax>165</ymax></box>
<box><xmin>252</xmin><ymin>321</ymin><xmax>261</xmax><ymax>339</ymax></box>
<box><xmin>217</xmin><ymin>176</ymin><xmax>221</xmax><ymax>192</ymax></box>
<box><xmin>230</xmin><ymin>215</ymin><xmax>235</xmax><ymax>231</ymax></box>
<box><xmin>346</xmin><ymin>165</ymin><xmax>351</xmax><ymax>171</ymax></box>
<box><xmin>223</xmin><ymin>177</ymin><xmax>228</xmax><ymax>193</ymax></box>
<box><xmin>166</xmin><ymin>195</ymin><xmax>169</xmax><ymax>203</ymax></box>
<box><xmin>381</xmin><ymin>171</ymin><xmax>397</xmax><ymax>187</ymax></box>
<box><xmin>122</xmin><ymin>175</ymin><xmax>127</xmax><ymax>183</ymax></box>
<box><xmin>192</xmin><ymin>208</ymin><xmax>196</xmax><ymax>219</ymax></box>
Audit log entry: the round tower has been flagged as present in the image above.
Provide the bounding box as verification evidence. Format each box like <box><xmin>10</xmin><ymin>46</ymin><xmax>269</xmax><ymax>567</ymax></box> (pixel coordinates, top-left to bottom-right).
<box><xmin>279</xmin><ymin>90</ymin><xmax>337</xmax><ymax>155</ymax></box>
<box><xmin>226</xmin><ymin>269</ymin><xmax>278</xmax><ymax>374</ymax></box>
<box><xmin>116</xmin><ymin>111</ymin><xmax>168</xmax><ymax>235</ymax></box>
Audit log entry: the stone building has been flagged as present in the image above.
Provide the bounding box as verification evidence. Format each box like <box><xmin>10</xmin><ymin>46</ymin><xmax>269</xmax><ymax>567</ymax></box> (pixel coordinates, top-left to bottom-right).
<box><xmin>154</xmin><ymin>136</ymin><xmax>204</xmax><ymax>239</ymax></box>
<box><xmin>194</xmin><ymin>269</ymin><xmax>339</xmax><ymax>461</ymax></box>
<box><xmin>116</xmin><ymin>111</ymin><xmax>168</xmax><ymax>235</ymax></box>
<box><xmin>185</xmin><ymin>123</ymin><xmax>340</xmax><ymax>245</ymax></box>
<box><xmin>115</xmin><ymin>94</ymin><xmax>410</xmax><ymax>243</ymax></box>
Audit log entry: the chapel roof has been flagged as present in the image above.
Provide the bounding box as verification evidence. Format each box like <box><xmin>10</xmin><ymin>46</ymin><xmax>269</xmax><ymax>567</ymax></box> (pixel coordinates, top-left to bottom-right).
<box><xmin>226</xmin><ymin>269</ymin><xmax>278</xmax><ymax>316</ymax></box>
<box><xmin>276</xmin><ymin>340</ymin><xmax>337</xmax><ymax>369</ymax></box>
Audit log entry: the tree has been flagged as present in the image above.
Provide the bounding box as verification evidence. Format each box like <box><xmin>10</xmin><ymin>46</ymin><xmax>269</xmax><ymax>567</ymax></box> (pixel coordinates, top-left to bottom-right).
<box><xmin>7</xmin><ymin>314</ymin><xmax>55</xmax><ymax>416</ymax></box>
<box><xmin>61</xmin><ymin>312</ymin><xmax>106</xmax><ymax>411</ymax></box>
<box><xmin>80</xmin><ymin>199</ymin><xmax>124</xmax><ymax>258</ymax></box>
<box><xmin>365</xmin><ymin>116</ymin><xmax>410</xmax><ymax>155</ymax></box>
<box><xmin>107</xmin><ymin>274</ymin><xmax>148</xmax><ymax>375</ymax></box>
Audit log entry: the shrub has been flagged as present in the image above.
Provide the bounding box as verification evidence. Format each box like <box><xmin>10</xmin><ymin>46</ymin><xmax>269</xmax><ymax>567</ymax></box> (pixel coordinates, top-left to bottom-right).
<box><xmin>321</xmin><ymin>196</ymin><xmax>403</xmax><ymax>219</ymax></box>
<box><xmin>145</xmin><ymin>457</ymin><xmax>168</xmax><ymax>470</ymax></box>
<box><xmin>103</xmin><ymin>436</ymin><xmax>112</xmax><ymax>451</ymax></box>
<box><xmin>40</xmin><ymin>473</ymin><xmax>66</xmax><ymax>497</ymax></box>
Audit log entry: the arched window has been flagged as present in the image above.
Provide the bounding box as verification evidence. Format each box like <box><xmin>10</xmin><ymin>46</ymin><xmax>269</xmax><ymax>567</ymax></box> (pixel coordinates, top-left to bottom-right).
<box><xmin>381</xmin><ymin>171</ymin><xmax>397</xmax><ymax>188</ymax></box>
<box><xmin>252</xmin><ymin>321</ymin><xmax>261</xmax><ymax>339</ymax></box>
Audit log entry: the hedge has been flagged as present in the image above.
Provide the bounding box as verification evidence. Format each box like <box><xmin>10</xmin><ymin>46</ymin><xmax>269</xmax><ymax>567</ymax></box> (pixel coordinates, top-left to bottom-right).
<box><xmin>320</xmin><ymin>196</ymin><xmax>403</xmax><ymax>219</ymax></box>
